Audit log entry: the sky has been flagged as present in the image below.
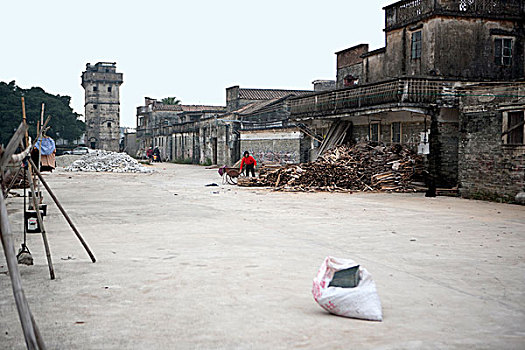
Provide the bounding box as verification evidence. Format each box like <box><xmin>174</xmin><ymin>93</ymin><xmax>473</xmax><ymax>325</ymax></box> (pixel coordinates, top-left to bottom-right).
<box><xmin>1</xmin><ymin>0</ymin><xmax>393</xmax><ymax>127</ymax></box>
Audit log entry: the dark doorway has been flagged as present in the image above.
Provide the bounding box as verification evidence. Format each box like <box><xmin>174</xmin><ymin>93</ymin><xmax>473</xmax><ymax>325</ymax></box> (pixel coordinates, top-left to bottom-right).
<box><xmin>212</xmin><ymin>137</ymin><xmax>218</xmax><ymax>164</ymax></box>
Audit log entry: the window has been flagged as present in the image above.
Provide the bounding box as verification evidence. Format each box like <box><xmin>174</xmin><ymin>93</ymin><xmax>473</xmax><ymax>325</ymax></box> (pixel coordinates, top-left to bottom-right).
<box><xmin>411</xmin><ymin>31</ymin><xmax>422</xmax><ymax>59</ymax></box>
<box><xmin>495</xmin><ymin>38</ymin><xmax>512</xmax><ymax>66</ymax></box>
<box><xmin>392</xmin><ymin>122</ymin><xmax>401</xmax><ymax>143</ymax></box>
<box><xmin>107</xmin><ymin>122</ymin><xmax>112</xmax><ymax>128</ymax></box>
<box><xmin>343</xmin><ymin>75</ymin><xmax>359</xmax><ymax>87</ymax></box>
<box><xmin>90</xmin><ymin>141</ymin><xmax>96</xmax><ymax>149</ymax></box>
<box><xmin>107</xmin><ymin>86</ymin><xmax>112</xmax><ymax>93</ymax></box>
<box><xmin>93</xmin><ymin>104</ymin><xmax>98</xmax><ymax>109</ymax></box>
<box><xmin>370</xmin><ymin>123</ymin><xmax>380</xmax><ymax>142</ymax></box>
<box><xmin>93</xmin><ymin>86</ymin><xmax>98</xmax><ymax>92</ymax></box>
<box><xmin>503</xmin><ymin>111</ymin><xmax>524</xmax><ymax>145</ymax></box>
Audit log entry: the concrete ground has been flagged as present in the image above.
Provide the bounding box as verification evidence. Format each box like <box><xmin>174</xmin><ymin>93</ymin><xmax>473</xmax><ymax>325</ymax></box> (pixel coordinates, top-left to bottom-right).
<box><xmin>1</xmin><ymin>163</ymin><xmax>524</xmax><ymax>349</ymax></box>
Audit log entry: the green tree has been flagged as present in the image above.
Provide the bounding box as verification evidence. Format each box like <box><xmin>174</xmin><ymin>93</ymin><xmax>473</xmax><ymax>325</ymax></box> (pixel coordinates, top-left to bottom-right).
<box><xmin>0</xmin><ymin>81</ymin><xmax>85</xmax><ymax>145</ymax></box>
<box><xmin>161</xmin><ymin>97</ymin><xmax>181</xmax><ymax>105</ymax></box>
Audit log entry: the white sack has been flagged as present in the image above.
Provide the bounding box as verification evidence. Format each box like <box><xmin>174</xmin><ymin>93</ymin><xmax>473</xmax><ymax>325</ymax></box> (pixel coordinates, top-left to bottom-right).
<box><xmin>312</xmin><ymin>256</ymin><xmax>383</xmax><ymax>321</ymax></box>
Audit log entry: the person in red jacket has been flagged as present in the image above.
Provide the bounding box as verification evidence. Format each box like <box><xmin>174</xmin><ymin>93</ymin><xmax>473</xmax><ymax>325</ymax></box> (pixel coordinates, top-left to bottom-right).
<box><xmin>240</xmin><ymin>151</ymin><xmax>257</xmax><ymax>177</ymax></box>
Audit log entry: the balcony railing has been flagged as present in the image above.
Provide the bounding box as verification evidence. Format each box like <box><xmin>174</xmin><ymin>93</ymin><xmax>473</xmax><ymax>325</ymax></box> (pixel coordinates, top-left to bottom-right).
<box><xmin>385</xmin><ymin>0</ymin><xmax>523</xmax><ymax>30</ymax></box>
<box><xmin>289</xmin><ymin>78</ymin><xmax>459</xmax><ymax>117</ymax></box>
<box><xmin>136</xmin><ymin>105</ymin><xmax>153</xmax><ymax>114</ymax></box>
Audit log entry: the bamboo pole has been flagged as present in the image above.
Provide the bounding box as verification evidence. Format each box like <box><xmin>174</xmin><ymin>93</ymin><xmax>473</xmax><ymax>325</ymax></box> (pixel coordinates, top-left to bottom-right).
<box><xmin>26</xmin><ymin>167</ymin><xmax>55</xmax><ymax>280</ymax></box>
<box><xmin>29</xmin><ymin>159</ymin><xmax>96</xmax><ymax>263</ymax></box>
<box><xmin>0</xmin><ymin>193</ymin><xmax>41</xmax><ymax>350</ymax></box>
<box><xmin>20</xmin><ymin>98</ymin><xmax>55</xmax><ymax>279</ymax></box>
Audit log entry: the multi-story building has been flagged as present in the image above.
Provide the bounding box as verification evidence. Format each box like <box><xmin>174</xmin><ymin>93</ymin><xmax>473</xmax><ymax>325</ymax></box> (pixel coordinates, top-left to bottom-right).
<box><xmin>81</xmin><ymin>62</ymin><xmax>123</xmax><ymax>151</ymax></box>
<box><xmin>289</xmin><ymin>0</ymin><xmax>524</xmax><ymax>201</ymax></box>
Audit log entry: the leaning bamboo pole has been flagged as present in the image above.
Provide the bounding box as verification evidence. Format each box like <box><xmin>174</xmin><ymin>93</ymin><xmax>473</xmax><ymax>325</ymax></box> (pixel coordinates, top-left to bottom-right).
<box><xmin>0</xmin><ymin>182</ymin><xmax>45</xmax><ymax>349</ymax></box>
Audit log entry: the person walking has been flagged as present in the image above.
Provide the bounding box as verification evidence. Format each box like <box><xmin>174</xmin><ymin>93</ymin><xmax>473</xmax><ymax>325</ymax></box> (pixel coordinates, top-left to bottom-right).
<box><xmin>146</xmin><ymin>147</ymin><xmax>153</xmax><ymax>162</ymax></box>
<box><xmin>240</xmin><ymin>151</ymin><xmax>257</xmax><ymax>177</ymax></box>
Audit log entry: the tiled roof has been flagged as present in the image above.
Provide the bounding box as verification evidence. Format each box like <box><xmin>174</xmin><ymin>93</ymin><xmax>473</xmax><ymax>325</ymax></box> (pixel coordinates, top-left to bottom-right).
<box><xmin>153</xmin><ymin>104</ymin><xmax>225</xmax><ymax>112</ymax></box>
<box><xmin>152</xmin><ymin>104</ymin><xmax>182</xmax><ymax>111</ymax></box>
<box><xmin>181</xmin><ymin>105</ymin><xmax>226</xmax><ymax>112</ymax></box>
<box><xmin>238</xmin><ymin>88</ymin><xmax>312</xmax><ymax>100</ymax></box>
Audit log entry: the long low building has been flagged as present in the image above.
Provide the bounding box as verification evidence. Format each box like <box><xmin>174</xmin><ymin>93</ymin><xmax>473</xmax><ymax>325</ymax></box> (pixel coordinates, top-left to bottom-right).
<box><xmin>136</xmin><ymin>86</ymin><xmax>316</xmax><ymax>166</ymax></box>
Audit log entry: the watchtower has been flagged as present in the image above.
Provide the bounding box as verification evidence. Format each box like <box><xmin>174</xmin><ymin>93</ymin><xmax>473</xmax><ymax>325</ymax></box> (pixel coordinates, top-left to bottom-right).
<box><xmin>81</xmin><ymin>62</ymin><xmax>123</xmax><ymax>151</ymax></box>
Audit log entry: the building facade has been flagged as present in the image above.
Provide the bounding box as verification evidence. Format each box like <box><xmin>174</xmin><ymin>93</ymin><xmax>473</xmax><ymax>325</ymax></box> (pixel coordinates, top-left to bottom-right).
<box><xmin>136</xmin><ymin>86</ymin><xmax>314</xmax><ymax>165</ymax></box>
<box><xmin>81</xmin><ymin>62</ymin><xmax>123</xmax><ymax>152</ymax></box>
<box><xmin>289</xmin><ymin>0</ymin><xmax>524</xmax><ymax>200</ymax></box>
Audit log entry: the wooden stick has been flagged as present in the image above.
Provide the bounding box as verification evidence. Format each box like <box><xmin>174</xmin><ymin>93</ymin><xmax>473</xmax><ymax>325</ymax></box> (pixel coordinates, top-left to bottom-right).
<box><xmin>22</xmin><ymin>97</ymin><xmax>29</xmax><ymax>147</ymax></box>
<box><xmin>29</xmin><ymin>159</ymin><xmax>96</xmax><ymax>263</ymax></box>
<box><xmin>27</xmin><ymin>166</ymin><xmax>55</xmax><ymax>280</ymax></box>
<box><xmin>0</xmin><ymin>193</ymin><xmax>41</xmax><ymax>349</ymax></box>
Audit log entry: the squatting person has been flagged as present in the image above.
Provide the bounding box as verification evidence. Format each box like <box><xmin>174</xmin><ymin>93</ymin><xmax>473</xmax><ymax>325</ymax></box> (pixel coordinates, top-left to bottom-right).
<box><xmin>240</xmin><ymin>151</ymin><xmax>257</xmax><ymax>177</ymax></box>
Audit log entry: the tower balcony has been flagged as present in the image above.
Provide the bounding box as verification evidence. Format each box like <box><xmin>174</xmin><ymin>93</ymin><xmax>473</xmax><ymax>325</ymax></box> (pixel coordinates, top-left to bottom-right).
<box><xmin>384</xmin><ymin>0</ymin><xmax>524</xmax><ymax>31</ymax></box>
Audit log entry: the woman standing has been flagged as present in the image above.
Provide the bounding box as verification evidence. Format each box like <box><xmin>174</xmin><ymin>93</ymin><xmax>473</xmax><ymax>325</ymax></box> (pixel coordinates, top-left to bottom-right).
<box><xmin>240</xmin><ymin>151</ymin><xmax>257</xmax><ymax>177</ymax></box>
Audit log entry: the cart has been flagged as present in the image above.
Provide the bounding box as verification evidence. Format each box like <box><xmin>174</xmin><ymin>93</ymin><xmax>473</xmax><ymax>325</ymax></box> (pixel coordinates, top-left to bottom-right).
<box><xmin>219</xmin><ymin>166</ymin><xmax>241</xmax><ymax>185</ymax></box>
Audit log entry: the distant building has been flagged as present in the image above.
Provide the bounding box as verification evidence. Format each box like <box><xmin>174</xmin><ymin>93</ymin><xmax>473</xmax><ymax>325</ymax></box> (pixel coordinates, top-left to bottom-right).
<box><xmin>136</xmin><ymin>98</ymin><xmax>226</xmax><ymax>160</ymax></box>
<box><xmin>81</xmin><ymin>62</ymin><xmax>124</xmax><ymax>151</ymax></box>
<box><xmin>136</xmin><ymin>86</ymin><xmax>314</xmax><ymax>165</ymax></box>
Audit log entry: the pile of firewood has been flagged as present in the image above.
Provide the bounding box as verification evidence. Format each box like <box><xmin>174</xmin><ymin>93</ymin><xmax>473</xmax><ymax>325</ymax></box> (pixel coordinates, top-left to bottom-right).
<box><xmin>238</xmin><ymin>142</ymin><xmax>425</xmax><ymax>192</ymax></box>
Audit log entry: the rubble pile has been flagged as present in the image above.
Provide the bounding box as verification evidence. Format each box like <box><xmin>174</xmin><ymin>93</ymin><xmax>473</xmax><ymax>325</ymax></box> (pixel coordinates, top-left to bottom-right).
<box><xmin>65</xmin><ymin>151</ymin><xmax>154</xmax><ymax>173</ymax></box>
<box><xmin>56</xmin><ymin>154</ymin><xmax>81</xmax><ymax>168</ymax></box>
<box><xmin>239</xmin><ymin>142</ymin><xmax>425</xmax><ymax>192</ymax></box>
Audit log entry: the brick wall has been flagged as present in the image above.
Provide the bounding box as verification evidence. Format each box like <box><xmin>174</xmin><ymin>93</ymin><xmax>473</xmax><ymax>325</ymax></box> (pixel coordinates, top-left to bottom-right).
<box><xmin>240</xmin><ymin>129</ymin><xmax>303</xmax><ymax>165</ymax></box>
<box><xmin>459</xmin><ymin>111</ymin><xmax>525</xmax><ymax>201</ymax></box>
<box><xmin>337</xmin><ymin>44</ymin><xmax>368</xmax><ymax>69</ymax></box>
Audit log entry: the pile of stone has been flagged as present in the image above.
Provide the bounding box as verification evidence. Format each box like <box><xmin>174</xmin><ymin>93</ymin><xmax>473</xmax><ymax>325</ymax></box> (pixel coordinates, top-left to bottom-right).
<box><xmin>65</xmin><ymin>151</ymin><xmax>154</xmax><ymax>173</ymax></box>
<box><xmin>55</xmin><ymin>155</ymin><xmax>81</xmax><ymax>168</ymax></box>
<box><xmin>238</xmin><ymin>142</ymin><xmax>425</xmax><ymax>192</ymax></box>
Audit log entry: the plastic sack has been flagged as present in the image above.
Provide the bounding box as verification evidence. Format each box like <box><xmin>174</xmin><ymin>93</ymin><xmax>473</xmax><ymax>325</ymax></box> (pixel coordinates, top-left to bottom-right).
<box><xmin>35</xmin><ymin>137</ymin><xmax>56</xmax><ymax>155</ymax></box>
<box><xmin>312</xmin><ymin>256</ymin><xmax>383</xmax><ymax>321</ymax></box>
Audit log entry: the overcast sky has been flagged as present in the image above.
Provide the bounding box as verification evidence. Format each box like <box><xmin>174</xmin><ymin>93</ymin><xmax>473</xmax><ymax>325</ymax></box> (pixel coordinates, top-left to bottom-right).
<box><xmin>1</xmin><ymin>1</ymin><xmax>393</xmax><ymax>127</ymax></box>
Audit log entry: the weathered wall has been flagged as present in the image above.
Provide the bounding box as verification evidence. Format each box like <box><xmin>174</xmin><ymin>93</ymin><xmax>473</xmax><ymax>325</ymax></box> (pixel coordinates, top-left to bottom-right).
<box><xmin>430</xmin><ymin>108</ymin><xmax>460</xmax><ymax>188</ymax></box>
<box><xmin>346</xmin><ymin>111</ymin><xmax>428</xmax><ymax>150</ymax></box>
<box><xmin>336</xmin><ymin>44</ymin><xmax>368</xmax><ymax>88</ymax></box>
<box><xmin>365</xmin><ymin>16</ymin><xmax>523</xmax><ymax>83</ymax></box>
<box><xmin>363</xmin><ymin>50</ymin><xmax>387</xmax><ymax>84</ymax></box>
<box><xmin>240</xmin><ymin>129</ymin><xmax>303</xmax><ymax>165</ymax></box>
<box><xmin>430</xmin><ymin>17</ymin><xmax>523</xmax><ymax>80</ymax></box>
<box><xmin>459</xmin><ymin>111</ymin><xmax>525</xmax><ymax>201</ymax></box>
<box><xmin>123</xmin><ymin>133</ymin><xmax>139</xmax><ymax>158</ymax></box>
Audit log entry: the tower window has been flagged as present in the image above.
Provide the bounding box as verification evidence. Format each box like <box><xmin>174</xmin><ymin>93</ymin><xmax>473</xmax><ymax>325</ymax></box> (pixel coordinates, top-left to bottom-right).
<box><xmin>108</xmin><ymin>86</ymin><xmax>112</xmax><ymax>93</ymax></box>
<box><xmin>107</xmin><ymin>122</ymin><xmax>112</xmax><ymax>128</ymax></box>
<box><xmin>93</xmin><ymin>104</ymin><xmax>98</xmax><ymax>109</ymax></box>
<box><xmin>93</xmin><ymin>86</ymin><xmax>98</xmax><ymax>92</ymax></box>
<box><xmin>411</xmin><ymin>31</ymin><xmax>422</xmax><ymax>59</ymax></box>
<box><xmin>495</xmin><ymin>38</ymin><xmax>512</xmax><ymax>66</ymax></box>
